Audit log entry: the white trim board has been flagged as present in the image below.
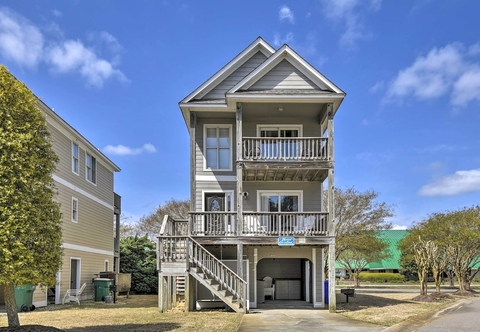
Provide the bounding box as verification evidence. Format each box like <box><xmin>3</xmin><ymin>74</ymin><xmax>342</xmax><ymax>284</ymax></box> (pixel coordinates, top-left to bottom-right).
<box><xmin>196</xmin><ymin>175</ymin><xmax>237</xmax><ymax>182</ymax></box>
<box><xmin>53</xmin><ymin>175</ymin><xmax>113</xmax><ymax>210</ymax></box>
<box><xmin>63</xmin><ymin>243</ymin><xmax>114</xmax><ymax>256</ymax></box>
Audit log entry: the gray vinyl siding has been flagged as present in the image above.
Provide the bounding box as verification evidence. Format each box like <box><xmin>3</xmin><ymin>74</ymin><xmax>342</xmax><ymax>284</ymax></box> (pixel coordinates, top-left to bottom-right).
<box><xmin>48</xmin><ymin>124</ymin><xmax>115</xmax><ymax>206</ymax></box>
<box><xmin>195</xmin><ymin>117</ymin><xmax>236</xmax><ymax>177</ymax></box>
<box><xmin>203</xmin><ymin>51</ymin><xmax>267</xmax><ymax>100</ymax></box>
<box><xmin>243</xmin><ymin>116</ymin><xmax>324</xmax><ymax>138</ymax></box>
<box><xmin>242</xmin><ymin>182</ymin><xmax>322</xmax><ymax>212</ymax></box>
<box><xmin>249</xmin><ymin>59</ymin><xmax>323</xmax><ymax>90</ymax></box>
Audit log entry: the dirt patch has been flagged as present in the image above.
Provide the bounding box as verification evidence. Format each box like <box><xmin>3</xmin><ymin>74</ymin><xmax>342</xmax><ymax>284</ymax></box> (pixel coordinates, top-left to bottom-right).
<box><xmin>411</xmin><ymin>294</ymin><xmax>437</xmax><ymax>302</ymax></box>
<box><xmin>454</xmin><ymin>289</ymin><xmax>477</xmax><ymax>297</ymax></box>
<box><xmin>0</xmin><ymin>326</ymin><xmax>64</xmax><ymax>332</ymax></box>
<box><xmin>337</xmin><ymin>292</ymin><xmax>460</xmax><ymax>326</ymax></box>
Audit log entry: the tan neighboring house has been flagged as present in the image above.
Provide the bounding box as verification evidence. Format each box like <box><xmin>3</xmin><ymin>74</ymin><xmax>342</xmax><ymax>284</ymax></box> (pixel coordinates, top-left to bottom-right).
<box><xmin>0</xmin><ymin>90</ymin><xmax>121</xmax><ymax>308</ymax></box>
<box><xmin>157</xmin><ymin>37</ymin><xmax>345</xmax><ymax>312</ymax></box>
<box><xmin>36</xmin><ymin>99</ymin><xmax>121</xmax><ymax>307</ymax></box>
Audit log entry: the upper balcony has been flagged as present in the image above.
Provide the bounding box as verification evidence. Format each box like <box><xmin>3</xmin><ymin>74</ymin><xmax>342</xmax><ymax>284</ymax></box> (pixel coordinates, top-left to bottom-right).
<box><xmin>241</xmin><ymin>137</ymin><xmax>332</xmax><ymax>182</ymax></box>
<box><xmin>243</xmin><ymin>137</ymin><xmax>329</xmax><ymax>161</ymax></box>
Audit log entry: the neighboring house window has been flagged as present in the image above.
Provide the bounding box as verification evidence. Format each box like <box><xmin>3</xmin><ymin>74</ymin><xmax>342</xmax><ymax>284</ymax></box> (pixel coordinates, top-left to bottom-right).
<box><xmin>72</xmin><ymin>142</ymin><xmax>79</xmax><ymax>174</ymax></box>
<box><xmin>204</xmin><ymin>125</ymin><xmax>231</xmax><ymax>170</ymax></box>
<box><xmin>86</xmin><ymin>153</ymin><xmax>97</xmax><ymax>184</ymax></box>
<box><xmin>72</xmin><ymin>198</ymin><xmax>78</xmax><ymax>222</ymax></box>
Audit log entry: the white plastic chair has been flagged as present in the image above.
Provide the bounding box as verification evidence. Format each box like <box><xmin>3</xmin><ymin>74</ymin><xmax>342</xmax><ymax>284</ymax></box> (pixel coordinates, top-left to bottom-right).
<box><xmin>263</xmin><ymin>276</ymin><xmax>275</xmax><ymax>300</ymax></box>
<box><xmin>62</xmin><ymin>282</ymin><xmax>86</xmax><ymax>305</ymax></box>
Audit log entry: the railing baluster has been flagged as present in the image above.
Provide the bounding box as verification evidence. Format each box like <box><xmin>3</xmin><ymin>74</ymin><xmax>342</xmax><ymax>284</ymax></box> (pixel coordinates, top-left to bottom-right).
<box><xmin>242</xmin><ymin>137</ymin><xmax>329</xmax><ymax>161</ymax></box>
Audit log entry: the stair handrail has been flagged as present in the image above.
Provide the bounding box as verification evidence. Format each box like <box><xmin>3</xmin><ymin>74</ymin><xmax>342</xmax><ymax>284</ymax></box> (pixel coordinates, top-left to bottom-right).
<box><xmin>188</xmin><ymin>236</ymin><xmax>247</xmax><ymax>309</ymax></box>
<box><xmin>159</xmin><ymin>215</ymin><xmax>189</xmax><ymax>236</ymax></box>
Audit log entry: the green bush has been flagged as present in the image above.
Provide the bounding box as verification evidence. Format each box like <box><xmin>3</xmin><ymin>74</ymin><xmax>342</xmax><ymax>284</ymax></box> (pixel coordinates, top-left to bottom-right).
<box><xmin>359</xmin><ymin>272</ymin><xmax>405</xmax><ymax>283</ymax></box>
<box><xmin>120</xmin><ymin>235</ymin><xmax>158</xmax><ymax>294</ymax></box>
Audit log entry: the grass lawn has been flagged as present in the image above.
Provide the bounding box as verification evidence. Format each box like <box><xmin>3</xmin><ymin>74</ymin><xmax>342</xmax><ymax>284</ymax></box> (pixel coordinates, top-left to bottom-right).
<box><xmin>0</xmin><ymin>295</ymin><xmax>243</xmax><ymax>332</ymax></box>
<box><xmin>0</xmin><ymin>291</ymin><xmax>475</xmax><ymax>331</ymax></box>
<box><xmin>336</xmin><ymin>292</ymin><xmax>462</xmax><ymax>326</ymax></box>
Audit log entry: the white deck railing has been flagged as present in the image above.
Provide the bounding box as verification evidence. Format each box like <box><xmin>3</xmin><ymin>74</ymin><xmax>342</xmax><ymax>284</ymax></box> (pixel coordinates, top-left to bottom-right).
<box><xmin>188</xmin><ymin>211</ymin><xmax>328</xmax><ymax>237</ymax></box>
<box><xmin>243</xmin><ymin>137</ymin><xmax>329</xmax><ymax>161</ymax></box>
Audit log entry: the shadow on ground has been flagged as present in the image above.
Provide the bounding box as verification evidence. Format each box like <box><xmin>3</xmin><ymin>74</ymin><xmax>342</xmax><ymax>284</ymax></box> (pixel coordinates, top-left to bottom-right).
<box><xmin>336</xmin><ymin>293</ymin><xmax>413</xmax><ymax>312</ymax></box>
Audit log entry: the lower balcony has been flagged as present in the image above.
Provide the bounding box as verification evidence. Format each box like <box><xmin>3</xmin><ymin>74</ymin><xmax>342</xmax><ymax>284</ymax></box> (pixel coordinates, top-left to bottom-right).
<box><xmin>189</xmin><ymin>212</ymin><xmax>328</xmax><ymax>237</ymax></box>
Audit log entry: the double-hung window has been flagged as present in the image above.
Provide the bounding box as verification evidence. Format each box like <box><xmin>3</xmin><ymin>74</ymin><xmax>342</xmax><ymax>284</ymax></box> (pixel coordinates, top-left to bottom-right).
<box><xmin>204</xmin><ymin>125</ymin><xmax>231</xmax><ymax>170</ymax></box>
<box><xmin>72</xmin><ymin>197</ymin><xmax>78</xmax><ymax>222</ymax></box>
<box><xmin>86</xmin><ymin>153</ymin><xmax>97</xmax><ymax>184</ymax></box>
<box><xmin>72</xmin><ymin>142</ymin><xmax>79</xmax><ymax>174</ymax></box>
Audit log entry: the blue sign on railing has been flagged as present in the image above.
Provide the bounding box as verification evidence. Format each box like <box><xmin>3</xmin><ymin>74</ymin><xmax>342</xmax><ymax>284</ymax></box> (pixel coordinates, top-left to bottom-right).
<box><xmin>278</xmin><ymin>237</ymin><xmax>295</xmax><ymax>246</ymax></box>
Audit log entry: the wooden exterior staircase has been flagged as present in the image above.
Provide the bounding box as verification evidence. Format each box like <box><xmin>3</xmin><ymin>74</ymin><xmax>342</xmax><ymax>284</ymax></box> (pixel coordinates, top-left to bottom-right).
<box><xmin>157</xmin><ymin>216</ymin><xmax>247</xmax><ymax>313</ymax></box>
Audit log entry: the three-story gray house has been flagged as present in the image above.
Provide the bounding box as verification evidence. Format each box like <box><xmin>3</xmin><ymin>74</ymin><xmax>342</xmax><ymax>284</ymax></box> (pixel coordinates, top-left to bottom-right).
<box><xmin>157</xmin><ymin>37</ymin><xmax>345</xmax><ymax>313</ymax></box>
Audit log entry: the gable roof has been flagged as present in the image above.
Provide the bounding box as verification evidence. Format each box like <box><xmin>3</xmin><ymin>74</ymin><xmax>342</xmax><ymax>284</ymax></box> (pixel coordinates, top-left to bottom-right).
<box><xmin>335</xmin><ymin>229</ymin><xmax>408</xmax><ymax>271</ymax></box>
<box><xmin>367</xmin><ymin>230</ymin><xmax>408</xmax><ymax>270</ymax></box>
<box><xmin>179</xmin><ymin>37</ymin><xmax>275</xmax><ymax>104</ymax></box>
<box><xmin>179</xmin><ymin>37</ymin><xmax>346</xmax><ymax>126</ymax></box>
<box><xmin>228</xmin><ymin>43</ymin><xmax>344</xmax><ymax>95</ymax></box>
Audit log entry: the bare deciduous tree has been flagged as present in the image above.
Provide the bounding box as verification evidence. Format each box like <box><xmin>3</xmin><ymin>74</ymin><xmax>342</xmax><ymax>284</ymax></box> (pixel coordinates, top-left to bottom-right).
<box><xmin>135</xmin><ymin>198</ymin><xmax>190</xmax><ymax>239</ymax></box>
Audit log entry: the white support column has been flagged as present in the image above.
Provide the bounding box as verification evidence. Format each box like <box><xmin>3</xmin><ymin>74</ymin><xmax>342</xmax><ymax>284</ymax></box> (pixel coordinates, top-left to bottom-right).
<box><xmin>236</xmin><ymin>102</ymin><xmax>244</xmax><ymax>281</ymax></box>
<box><xmin>326</xmin><ymin>103</ymin><xmax>337</xmax><ymax>312</ymax></box>
<box><xmin>190</xmin><ymin>112</ymin><xmax>196</xmax><ymax>213</ymax></box>
<box><xmin>328</xmin><ymin>243</ymin><xmax>336</xmax><ymax>312</ymax></box>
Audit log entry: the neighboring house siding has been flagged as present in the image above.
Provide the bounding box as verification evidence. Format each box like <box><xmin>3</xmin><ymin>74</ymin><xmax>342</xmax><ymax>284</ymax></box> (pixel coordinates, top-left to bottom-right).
<box><xmin>203</xmin><ymin>51</ymin><xmax>267</xmax><ymax>100</ymax></box>
<box><xmin>56</xmin><ymin>185</ymin><xmax>113</xmax><ymax>252</ymax></box>
<box><xmin>48</xmin><ymin>124</ymin><xmax>115</xmax><ymax>205</ymax></box>
<box><xmin>250</xmin><ymin>59</ymin><xmax>320</xmax><ymax>90</ymax></box>
<box><xmin>60</xmin><ymin>248</ymin><xmax>112</xmax><ymax>301</ymax></box>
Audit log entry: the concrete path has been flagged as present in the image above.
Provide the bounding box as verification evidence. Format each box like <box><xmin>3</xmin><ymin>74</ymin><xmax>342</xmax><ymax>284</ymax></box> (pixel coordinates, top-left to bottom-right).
<box><xmin>384</xmin><ymin>297</ymin><xmax>480</xmax><ymax>332</ymax></box>
<box><xmin>238</xmin><ymin>307</ymin><xmax>386</xmax><ymax>332</ymax></box>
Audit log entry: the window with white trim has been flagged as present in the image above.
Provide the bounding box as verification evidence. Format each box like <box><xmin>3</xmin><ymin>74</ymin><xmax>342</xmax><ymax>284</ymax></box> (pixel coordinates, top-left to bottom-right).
<box><xmin>72</xmin><ymin>142</ymin><xmax>79</xmax><ymax>174</ymax></box>
<box><xmin>72</xmin><ymin>197</ymin><xmax>78</xmax><ymax>222</ymax></box>
<box><xmin>86</xmin><ymin>152</ymin><xmax>97</xmax><ymax>184</ymax></box>
<box><xmin>258</xmin><ymin>191</ymin><xmax>303</xmax><ymax>212</ymax></box>
<box><xmin>204</xmin><ymin>125</ymin><xmax>231</xmax><ymax>170</ymax></box>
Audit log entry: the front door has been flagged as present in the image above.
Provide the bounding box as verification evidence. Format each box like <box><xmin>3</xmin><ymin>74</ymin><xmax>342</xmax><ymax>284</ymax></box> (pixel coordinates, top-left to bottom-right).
<box><xmin>70</xmin><ymin>259</ymin><xmax>80</xmax><ymax>290</ymax></box>
<box><xmin>205</xmin><ymin>193</ymin><xmax>225</xmax><ymax>234</ymax></box>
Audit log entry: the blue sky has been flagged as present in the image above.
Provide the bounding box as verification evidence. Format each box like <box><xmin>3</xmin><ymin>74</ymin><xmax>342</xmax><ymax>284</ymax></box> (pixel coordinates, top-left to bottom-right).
<box><xmin>1</xmin><ymin>1</ymin><xmax>480</xmax><ymax>229</ymax></box>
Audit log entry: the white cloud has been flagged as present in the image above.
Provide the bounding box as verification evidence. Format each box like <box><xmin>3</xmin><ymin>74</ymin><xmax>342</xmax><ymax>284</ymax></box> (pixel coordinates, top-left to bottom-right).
<box><xmin>451</xmin><ymin>66</ymin><xmax>480</xmax><ymax>107</ymax></box>
<box><xmin>52</xmin><ymin>9</ymin><xmax>62</xmax><ymax>17</ymax></box>
<box><xmin>385</xmin><ymin>42</ymin><xmax>480</xmax><ymax>108</ymax></box>
<box><xmin>273</xmin><ymin>32</ymin><xmax>294</xmax><ymax>47</ymax></box>
<box><xmin>418</xmin><ymin>168</ymin><xmax>480</xmax><ymax>196</ymax></box>
<box><xmin>0</xmin><ymin>7</ymin><xmax>127</xmax><ymax>87</ymax></box>
<box><xmin>392</xmin><ymin>224</ymin><xmax>408</xmax><ymax>230</ymax></box>
<box><xmin>369</xmin><ymin>81</ymin><xmax>384</xmax><ymax>94</ymax></box>
<box><xmin>87</xmin><ymin>31</ymin><xmax>123</xmax><ymax>53</ymax></box>
<box><xmin>320</xmin><ymin>0</ymin><xmax>381</xmax><ymax>48</ymax></box>
<box><xmin>103</xmin><ymin>143</ymin><xmax>157</xmax><ymax>156</ymax></box>
<box><xmin>0</xmin><ymin>8</ymin><xmax>44</xmax><ymax>67</ymax></box>
<box><xmin>279</xmin><ymin>6</ymin><xmax>295</xmax><ymax>24</ymax></box>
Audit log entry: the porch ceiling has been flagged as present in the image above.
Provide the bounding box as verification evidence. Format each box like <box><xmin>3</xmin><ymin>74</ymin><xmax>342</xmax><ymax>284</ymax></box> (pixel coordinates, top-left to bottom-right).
<box><xmin>242</xmin><ymin>164</ymin><xmax>329</xmax><ymax>182</ymax></box>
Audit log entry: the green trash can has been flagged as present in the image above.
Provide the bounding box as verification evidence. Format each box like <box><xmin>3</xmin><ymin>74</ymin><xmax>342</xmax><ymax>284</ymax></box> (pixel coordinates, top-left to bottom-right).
<box><xmin>94</xmin><ymin>278</ymin><xmax>112</xmax><ymax>301</ymax></box>
<box><xmin>14</xmin><ymin>284</ymin><xmax>36</xmax><ymax>312</ymax></box>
